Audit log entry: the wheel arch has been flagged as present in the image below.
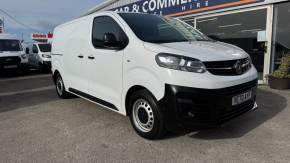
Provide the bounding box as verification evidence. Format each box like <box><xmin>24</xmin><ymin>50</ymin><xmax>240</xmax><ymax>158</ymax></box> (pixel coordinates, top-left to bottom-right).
<box><xmin>124</xmin><ymin>84</ymin><xmax>163</xmax><ymax>116</ymax></box>
<box><xmin>122</xmin><ymin>67</ymin><xmax>165</xmax><ymax>116</ymax></box>
<box><xmin>125</xmin><ymin>85</ymin><xmax>146</xmax><ymax>115</ymax></box>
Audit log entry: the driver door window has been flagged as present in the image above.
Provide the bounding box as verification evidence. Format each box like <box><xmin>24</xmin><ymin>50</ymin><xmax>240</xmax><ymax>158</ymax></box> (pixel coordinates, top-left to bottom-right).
<box><xmin>92</xmin><ymin>16</ymin><xmax>128</xmax><ymax>49</ymax></box>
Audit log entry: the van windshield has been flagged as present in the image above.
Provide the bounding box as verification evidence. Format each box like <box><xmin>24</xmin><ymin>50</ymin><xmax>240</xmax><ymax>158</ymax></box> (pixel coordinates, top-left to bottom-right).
<box><xmin>119</xmin><ymin>13</ymin><xmax>211</xmax><ymax>43</ymax></box>
<box><xmin>0</xmin><ymin>40</ymin><xmax>22</xmax><ymax>51</ymax></box>
<box><xmin>38</xmin><ymin>44</ymin><xmax>51</xmax><ymax>52</ymax></box>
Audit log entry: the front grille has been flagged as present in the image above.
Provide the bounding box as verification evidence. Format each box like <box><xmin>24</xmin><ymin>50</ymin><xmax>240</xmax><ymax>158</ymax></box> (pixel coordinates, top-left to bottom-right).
<box><xmin>0</xmin><ymin>56</ymin><xmax>21</xmax><ymax>66</ymax></box>
<box><xmin>204</xmin><ymin>58</ymin><xmax>251</xmax><ymax>76</ymax></box>
<box><xmin>221</xmin><ymin>79</ymin><xmax>257</xmax><ymax>96</ymax></box>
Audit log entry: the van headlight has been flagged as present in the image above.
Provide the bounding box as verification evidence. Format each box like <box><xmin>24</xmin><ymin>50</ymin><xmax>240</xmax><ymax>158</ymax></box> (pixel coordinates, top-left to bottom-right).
<box><xmin>42</xmin><ymin>54</ymin><xmax>51</xmax><ymax>58</ymax></box>
<box><xmin>155</xmin><ymin>53</ymin><xmax>206</xmax><ymax>73</ymax></box>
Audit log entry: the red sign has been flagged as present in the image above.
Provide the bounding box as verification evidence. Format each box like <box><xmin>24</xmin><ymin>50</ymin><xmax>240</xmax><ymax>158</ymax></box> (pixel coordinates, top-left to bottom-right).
<box><xmin>31</xmin><ymin>33</ymin><xmax>53</xmax><ymax>40</ymax></box>
<box><xmin>47</xmin><ymin>33</ymin><xmax>53</xmax><ymax>38</ymax></box>
<box><xmin>32</xmin><ymin>33</ymin><xmax>47</xmax><ymax>39</ymax></box>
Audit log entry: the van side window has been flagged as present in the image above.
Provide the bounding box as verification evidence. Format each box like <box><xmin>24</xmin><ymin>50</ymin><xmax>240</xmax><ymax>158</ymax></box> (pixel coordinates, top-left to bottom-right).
<box><xmin>92</xmin><ymin>16</ymin><xmax>128</xmax><ymax>49</ymax></box>
<box><xmin>32</xmin><ymin>45</ymin><xmax>38</xmax><ymax>54</ymax></box>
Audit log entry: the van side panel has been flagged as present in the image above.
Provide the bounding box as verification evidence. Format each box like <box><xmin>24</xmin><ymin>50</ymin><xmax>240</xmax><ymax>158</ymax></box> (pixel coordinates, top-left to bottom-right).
<box><xmin>52</xmin><ymin>22</ymin><xmax>76</xmax><ymax>88</ymax></box>
<box><xmin>52</xmin><ymin>18</ymin><xmax>90</xmax><ymax>92</ymax></box>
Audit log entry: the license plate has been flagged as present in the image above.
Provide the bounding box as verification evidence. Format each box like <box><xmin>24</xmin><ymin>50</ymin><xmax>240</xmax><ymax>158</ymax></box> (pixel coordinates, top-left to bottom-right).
<box><xmin>232</xmin><ymin>90</ymin><xmax>252</xmax><ymax>106</ymax></box>
<box><xmin>4</xmin><ymin>65</ymin><xmax>18</xmax><ymax>69</ymax></box>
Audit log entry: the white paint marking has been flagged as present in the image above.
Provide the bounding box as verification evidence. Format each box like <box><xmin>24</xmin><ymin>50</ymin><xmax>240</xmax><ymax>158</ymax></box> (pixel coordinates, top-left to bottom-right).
<box><xmin>0</xmin><ymin>86</ymin><xmax>55</xmax><ymax>97</ymax></box>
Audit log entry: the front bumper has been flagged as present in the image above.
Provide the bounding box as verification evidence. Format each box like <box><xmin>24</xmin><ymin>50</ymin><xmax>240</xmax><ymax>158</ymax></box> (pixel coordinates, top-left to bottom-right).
<box><xmin>158</xmin><ymin>79</ymin><xmax>258</xmax><ymax>132</ymax></box>
<box><xmin>43</xmin><ymin>61</ymin><xmax>51</xmax><ymax>68</ymax></box>
<box><xmin>0</xmin><ymin>56</ymin><xmax>28</xmax><ymax>71</ymax></box>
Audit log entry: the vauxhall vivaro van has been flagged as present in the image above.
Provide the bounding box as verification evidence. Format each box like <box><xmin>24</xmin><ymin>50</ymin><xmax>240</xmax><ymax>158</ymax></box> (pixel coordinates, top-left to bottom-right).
<box><xmin>52</xmin><ymin>12</ymin><xmax>258</xmax><ymax>139</ymax></box>
<box><xmin>27</xmin><ymin>43</ymin><xmax>52</xmax><ymax>72</ymax></box>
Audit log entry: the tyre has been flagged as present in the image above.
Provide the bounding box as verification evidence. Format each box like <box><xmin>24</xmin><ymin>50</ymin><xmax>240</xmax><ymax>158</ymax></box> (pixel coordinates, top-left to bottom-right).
<box><xmin>128</xmin><ymin>89</ymin><xmax>166</xmax><ymax>140</ymax></box>
<box><xmin>39</xmin><ymin>62</ymin><xmax>46</xmax><ymax>73</ymax></box>
<box><xmin>55</xmin><ymin>73</ymin><xmax>70</xmax><ymax>98</ymax></box>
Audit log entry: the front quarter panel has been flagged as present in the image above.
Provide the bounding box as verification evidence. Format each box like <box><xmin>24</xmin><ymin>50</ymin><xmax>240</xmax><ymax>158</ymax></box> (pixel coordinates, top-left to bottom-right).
<box><xmin>122</xmin><ymin>43</ymin><xmax>165</xmax><ymax>115</ymax></box>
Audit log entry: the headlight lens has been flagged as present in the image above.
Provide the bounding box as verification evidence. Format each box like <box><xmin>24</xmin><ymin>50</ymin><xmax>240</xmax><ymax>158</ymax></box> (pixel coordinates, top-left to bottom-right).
<box><xmin>155</xmin><ymin>53</ymin><xmax>206</xmax><ymax>73</ymax></box>
<box><xmin>42</xmin><ymin>54</ymin><xmax>51</xmax><ymax>58</ymax></box>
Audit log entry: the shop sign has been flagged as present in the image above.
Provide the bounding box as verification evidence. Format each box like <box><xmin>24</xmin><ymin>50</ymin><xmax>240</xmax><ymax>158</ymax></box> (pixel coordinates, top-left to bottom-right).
<box><xmin>32</xmin><ymin>33</ymin><xmax>47</xmax><ymax>40</ymax></box>
<box><xmin>113</xmin><ymin>0</ymin><xmax>265</xmax><ymax>17</ymax></box>
<box><xmin>32</xmin><ymin>33</ymin><xmax>53</xmax><ymax>40</ymax></box>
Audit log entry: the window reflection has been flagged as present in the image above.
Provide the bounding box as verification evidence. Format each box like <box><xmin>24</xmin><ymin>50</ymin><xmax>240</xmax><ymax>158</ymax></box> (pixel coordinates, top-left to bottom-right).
<box><xmin>271</xmin><ymin>2</ymin><xmax>290</xmax><ymax>71</ymax></box>
<box><xmin>194</xmin><ymin>9</ymin><xmax>267</xmax><ymax>80</ymax></box>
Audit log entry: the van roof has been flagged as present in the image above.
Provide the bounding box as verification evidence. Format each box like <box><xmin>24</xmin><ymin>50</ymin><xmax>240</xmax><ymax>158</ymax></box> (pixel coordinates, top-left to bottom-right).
<box><xmin>0</xmin><ymin>33</ymin><xmax>18</xmax><ymax>40</ymax></box>
<box><xmin>81</xmin><ymin>10</ymin><xmax>150</xmax><ymax>17</ymax></box>
<box><xmin>56</xmin><ymin>11</ymin><xmax>150</xmax><ymax>32</ymax></box>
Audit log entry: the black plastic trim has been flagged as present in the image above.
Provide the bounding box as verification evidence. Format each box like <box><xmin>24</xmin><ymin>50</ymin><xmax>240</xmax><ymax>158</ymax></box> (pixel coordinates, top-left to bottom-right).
<box><xmin>158</xmin><ymin>79</ymin><xmax>258</xmax><ymax>132</ymax></box>
<box><xmin>68</xmin><ymin>88</ymin><xmax>119</xmax><ymax>111</ymax></box>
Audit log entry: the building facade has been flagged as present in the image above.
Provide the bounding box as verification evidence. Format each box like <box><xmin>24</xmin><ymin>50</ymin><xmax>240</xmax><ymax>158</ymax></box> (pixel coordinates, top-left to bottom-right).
<box><xmin>83</xmin><ymin>0</ymin><xmax>290</xmax><ymax>83</ymax></box>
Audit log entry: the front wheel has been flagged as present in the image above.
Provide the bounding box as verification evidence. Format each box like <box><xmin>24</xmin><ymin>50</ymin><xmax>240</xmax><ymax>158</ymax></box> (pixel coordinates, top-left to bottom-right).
<box><xmin>128</xmin><ymin>90</ymin><xmax>166</xmax><ymax>140</ymax></box>
<box><xmin>55</xmin><ymin>74</ymin><xmax>70</xmax><ymax>98</ymax></box>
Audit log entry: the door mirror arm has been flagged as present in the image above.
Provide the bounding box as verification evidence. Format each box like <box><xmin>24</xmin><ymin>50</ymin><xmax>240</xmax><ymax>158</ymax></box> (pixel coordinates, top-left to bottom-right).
<box><xmin>103</xmin><ymin>33</ymin><xmax>124</xmax><ymax>50</ymax></box>
<box><xmin>104</xmin><ymin>45</ymin><xmax>124</xmax><ymax>50</ymax></box>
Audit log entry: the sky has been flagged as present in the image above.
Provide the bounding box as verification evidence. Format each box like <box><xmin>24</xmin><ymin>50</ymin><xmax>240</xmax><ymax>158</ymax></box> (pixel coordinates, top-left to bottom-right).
<box><xmin>0</xmin><ymin>0</ymin><xmax>105</xmax><ymax>42</ymax></box>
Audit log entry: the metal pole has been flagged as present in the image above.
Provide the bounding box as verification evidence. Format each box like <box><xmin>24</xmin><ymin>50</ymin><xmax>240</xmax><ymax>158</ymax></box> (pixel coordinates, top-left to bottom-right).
<box><xmin>2</xmin><ymin>16</ymin><xmax>4</xmax><ymax>33</ymax></box>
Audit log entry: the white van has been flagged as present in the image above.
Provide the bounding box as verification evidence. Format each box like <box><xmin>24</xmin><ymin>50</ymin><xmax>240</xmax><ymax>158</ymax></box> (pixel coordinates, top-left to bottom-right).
<box><xmin>0</xmin><ymin>33</ymin><xmax>28</xmax><ymax>73</ymax></box>
<box><xmin>26</xmin><ymin>43</ymin><xmax>52</xmax><ymax>72</ymax></box>
<box><xmin>52</xmin><ymin>12</ymin><xmax>258</xmax><ymax>139</ymax></box>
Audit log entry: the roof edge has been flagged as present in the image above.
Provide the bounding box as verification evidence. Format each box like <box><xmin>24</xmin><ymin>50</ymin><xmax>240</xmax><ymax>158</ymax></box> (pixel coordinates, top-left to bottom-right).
<box><xmin>79</xmin><ymin>0</ymin><xmax>119</xmax><ymax>17</ymax></box>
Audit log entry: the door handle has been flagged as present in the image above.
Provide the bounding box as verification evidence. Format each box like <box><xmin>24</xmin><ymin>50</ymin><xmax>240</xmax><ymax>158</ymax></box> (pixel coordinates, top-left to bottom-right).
<box><xmin>88</xmin><ymin>56</ymin><xmax>95</xmax><ymax>60</ymax></box>
<box><xmin>78</xmin><ymin>55</ymin><xmax>84</xmax><ymax>59</ymax></box>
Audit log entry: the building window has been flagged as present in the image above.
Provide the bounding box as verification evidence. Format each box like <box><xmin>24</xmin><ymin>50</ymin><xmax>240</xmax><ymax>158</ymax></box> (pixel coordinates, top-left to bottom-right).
<box><xmin>271</xmin><ymin>2</ymin><xmax>290</xmax><ymax>71</ymax></box>
<box><xmin>196</xmin><ymin>9</ymin><xmax>267</xmax><ymax>80</ymax></box>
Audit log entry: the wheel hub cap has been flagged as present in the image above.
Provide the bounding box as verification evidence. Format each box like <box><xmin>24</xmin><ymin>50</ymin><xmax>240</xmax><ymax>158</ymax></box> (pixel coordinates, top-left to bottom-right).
<box><xmin>56</xmin><ymin>77</ymin><xmax>63</xmax><ymax>95</ymax></box>
<box><xmin>132</xmin><ymin>99</ymin><xmax>154</xmax><ymax>133</ymax></box>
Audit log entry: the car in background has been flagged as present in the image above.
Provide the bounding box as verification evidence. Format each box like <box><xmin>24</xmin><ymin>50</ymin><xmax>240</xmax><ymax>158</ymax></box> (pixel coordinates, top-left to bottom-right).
<box><xmin>26</xmin><ymin>43</ymin><xmax>52</xmax><ymax>72</ymax></box>
<box><xmin>0</xmin><ymin>33</ymin><xmax>29</xmax><ymax>73</ymax></box>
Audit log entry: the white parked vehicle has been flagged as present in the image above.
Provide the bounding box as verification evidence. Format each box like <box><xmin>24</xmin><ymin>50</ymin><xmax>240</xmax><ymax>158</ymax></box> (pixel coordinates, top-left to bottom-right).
<box><xmin>52</xmin><ymin>12</ymin><xmax>258</xmax><ymax>139</ymax></box>
<box><xmin>26</xmin><ymin>43</ymin><xmax>52</xmax><ymax>72</ymax></box>
<box><xmin>0</xmin><ymin>33</ymin><xmax>28</xmax><ymax>73</ymax></box>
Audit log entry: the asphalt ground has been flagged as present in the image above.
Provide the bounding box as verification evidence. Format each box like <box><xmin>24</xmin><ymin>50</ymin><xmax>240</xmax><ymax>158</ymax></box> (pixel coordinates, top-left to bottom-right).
<box><xmin>0</xmin><ymin>72</ymin><xmax>289</xmax><ymax>163</ymax></box>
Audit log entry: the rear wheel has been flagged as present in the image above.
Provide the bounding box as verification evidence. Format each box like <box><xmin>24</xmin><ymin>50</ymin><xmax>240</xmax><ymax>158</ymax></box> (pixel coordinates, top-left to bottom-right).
<box><xmin>55</xmin><ymin>73</ymin><xmax>70</xmax><ymax>98</ymax></box>
<box><xmin>128</xmin><ymin>90</ymin><xmax>166</xmax><ymax>140</ymax></box>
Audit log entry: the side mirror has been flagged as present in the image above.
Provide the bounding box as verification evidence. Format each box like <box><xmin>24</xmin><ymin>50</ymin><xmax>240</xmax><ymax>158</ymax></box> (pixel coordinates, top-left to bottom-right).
<box><xmin>103</xmin><ymin>33</ymin><xmax>119</xmax><ymax>48</ymax></box>
<box><xmin>25</xmin><ymin>48</ymin><xmax>29</xmax><ymax>54</ymax></box>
